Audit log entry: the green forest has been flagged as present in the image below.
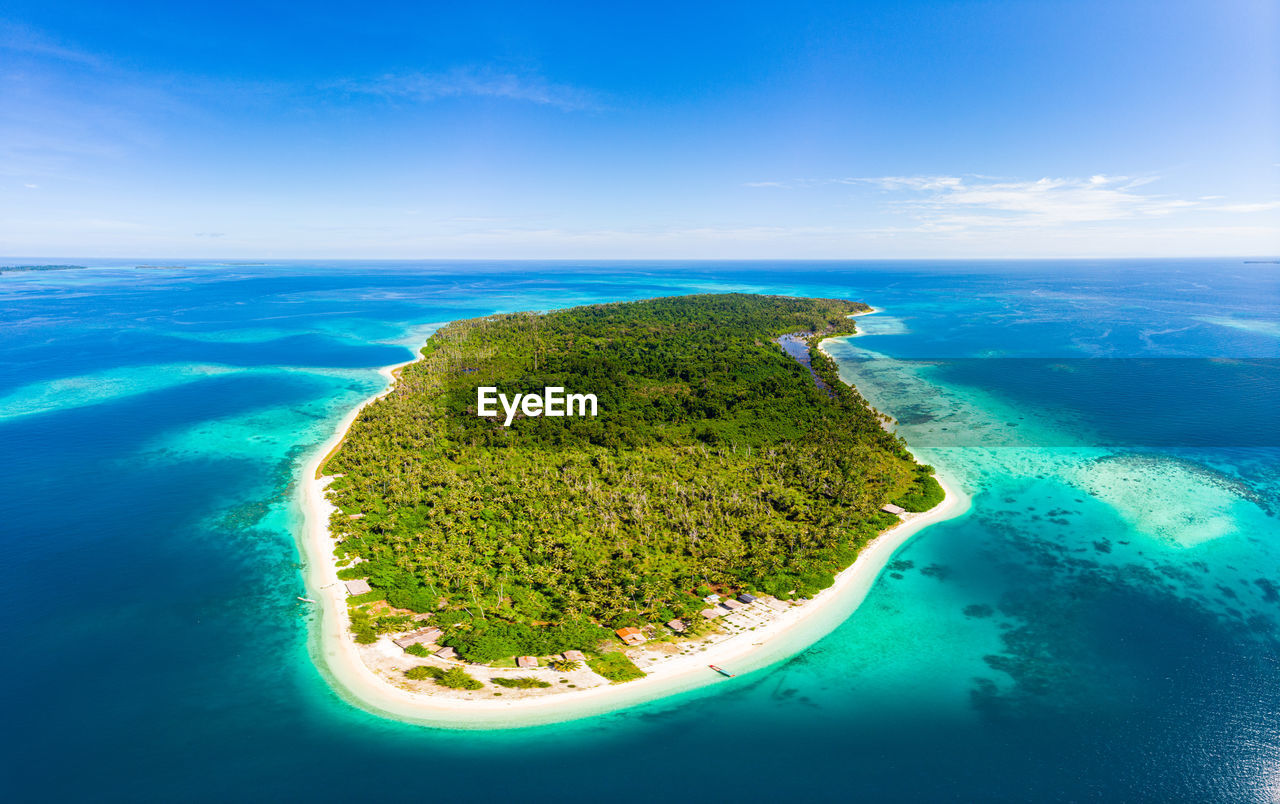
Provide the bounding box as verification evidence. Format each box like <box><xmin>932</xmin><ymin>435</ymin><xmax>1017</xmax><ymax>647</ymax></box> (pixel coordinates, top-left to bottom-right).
<box><xmin>324</xmin><ymin>293</ymin><xmax>942</xmax><ymax>663</ymax></box>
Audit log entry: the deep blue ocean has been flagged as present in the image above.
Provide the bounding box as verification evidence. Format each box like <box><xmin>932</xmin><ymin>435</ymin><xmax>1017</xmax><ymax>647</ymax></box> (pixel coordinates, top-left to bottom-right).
<box><xmin>2</xmin><ymin>259</ymin><xmax>1277</xmax><ymax>802</ymax></box>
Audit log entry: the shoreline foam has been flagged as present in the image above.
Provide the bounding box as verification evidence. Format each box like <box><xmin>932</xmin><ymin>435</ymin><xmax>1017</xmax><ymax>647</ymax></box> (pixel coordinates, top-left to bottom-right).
<box><xmin>297</xmin><ymin>328</ymin><xmax>968</xmax><ymax>730</ymax></box>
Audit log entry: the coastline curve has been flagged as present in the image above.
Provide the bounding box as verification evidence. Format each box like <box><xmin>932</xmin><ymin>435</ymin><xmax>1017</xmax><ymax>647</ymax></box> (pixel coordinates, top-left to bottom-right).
<box><xmin>295</xmin><ymin>324</ymin><xmax>969</xmax><ymax>730</ymax></box>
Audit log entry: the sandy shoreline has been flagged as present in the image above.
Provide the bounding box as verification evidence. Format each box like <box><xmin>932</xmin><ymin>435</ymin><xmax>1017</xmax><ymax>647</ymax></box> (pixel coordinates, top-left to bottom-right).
<box><xmin>297</xmin><ymin>325</ymin><xmax>968</xmax><ymax>729</ymax></box>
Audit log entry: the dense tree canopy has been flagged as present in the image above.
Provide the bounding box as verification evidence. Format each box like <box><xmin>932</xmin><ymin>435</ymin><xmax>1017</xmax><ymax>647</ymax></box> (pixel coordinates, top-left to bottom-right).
<box><xmin>324</xmin><ymin>294</ymin><xmax>939</xmax><ymax>660</ymax></box>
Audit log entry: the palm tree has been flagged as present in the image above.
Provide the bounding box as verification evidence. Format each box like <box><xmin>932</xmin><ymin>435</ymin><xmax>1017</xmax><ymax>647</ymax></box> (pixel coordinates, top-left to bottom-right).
<box><xmin>550</xmin><ymin>659</ymin><xmax>581</xmax><ymax>672</ymax></box>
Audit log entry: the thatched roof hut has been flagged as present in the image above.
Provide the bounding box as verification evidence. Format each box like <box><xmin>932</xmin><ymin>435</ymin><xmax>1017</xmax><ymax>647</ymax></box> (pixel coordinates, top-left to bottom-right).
<box><xmin>393</xmin><ymin>627</ymin><xmax>443</xmax><ymax>649</ymax></box>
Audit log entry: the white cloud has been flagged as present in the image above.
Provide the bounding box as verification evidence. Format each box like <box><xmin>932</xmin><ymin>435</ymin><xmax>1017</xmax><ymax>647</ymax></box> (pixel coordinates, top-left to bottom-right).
<box><xmin>845</xmin><ymin>175</ymin><xmax>965</xmax><ymax>192</ymax></box>
<box><xmin>846</xmin><ymin>174</ymin><xmax>1198</xmax><ymax>230</ymax></box>
<box><xmin>334</xmin><ymin>67</ymin><xmax>599</xmax><ymax>111</ymax></box>
<box><xmin>1213</xmin><ymin>201</ymin><xmax>1280</xmax><ymax>213</ymax></box>
<box><xmin>742</xmin><ymin>181</ymin><xmax>788</xmax><ymax>188</ymax></box>
<box><xmin>23</xmin><ymin>183</ymin><xmax>38</xmax><ymax>189</ymax></box>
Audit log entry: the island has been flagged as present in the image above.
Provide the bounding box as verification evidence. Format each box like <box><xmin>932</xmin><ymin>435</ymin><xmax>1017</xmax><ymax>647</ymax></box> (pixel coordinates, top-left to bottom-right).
<box><xmin>0</xmin><ymin>264</ymin><xmax>86</xmax><ymax>275</ymax></box>
<box><xmin>302</xmin><ymin>293</ymin><xmax>961</xmax><ymax>725</ymax></box>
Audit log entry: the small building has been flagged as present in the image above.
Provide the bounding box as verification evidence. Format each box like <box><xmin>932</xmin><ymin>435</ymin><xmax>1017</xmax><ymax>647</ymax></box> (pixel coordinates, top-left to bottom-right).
<box><xmin>881</xmin><ymin>503</ymin><xmax>907</xmax><ymax>515</ymax></box>
<box><xmin>393</xmin><ymin>627</ymin><xmax>443</xmax><ymax>650</ymax></box>
<box><xmin>703</xmin><ymin>593</ymin><xmax>721</xmax><ymax>604</ymax></box>
<box><xmin>434</xmin><ymin>646</ymin><xmax>457</xmax><ymax>660</ymax></box>
<box><xmin>562</xmin><ymin>650</ymin><xmax>587</xmax><ymax>663</ymax></box>
<box><xmin>615</xmin><ymin>627</ymin><xmax>646</xmax><ymax>646</ymax></box>
<box><xmin>343</xmin><ymin>578</ymin><xmax>372</xmax><ymax>596</ymax></box>
<box><xmin>721</xmin><ymin>599</ymin><xmax>744</xmax><ymax>611</ymax></box>
<box><xmin>517</xmin><ymin>655</ymin><xmax>538</xmax><ymax>668</ymax></box>
<box><xmin>700</xmin><ymin>608</ymin><xmax>723</xmax><ymax>619</ymax></box>
<box><xmin>666</xmin><ymin>619</ymin><xmax>687</xmax><ymax>633</ymax></box>
<box><xmin>737</xmin><ymin>593</ymin><xmax>758</xmax><ymax>604</ymax></box>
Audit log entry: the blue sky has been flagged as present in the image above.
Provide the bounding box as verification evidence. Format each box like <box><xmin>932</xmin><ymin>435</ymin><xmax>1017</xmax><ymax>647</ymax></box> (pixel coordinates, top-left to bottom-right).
<box><xmin>2</xmin><ymin>0</ymin><xmax>1277</xmax><ymax>258</ymax></box>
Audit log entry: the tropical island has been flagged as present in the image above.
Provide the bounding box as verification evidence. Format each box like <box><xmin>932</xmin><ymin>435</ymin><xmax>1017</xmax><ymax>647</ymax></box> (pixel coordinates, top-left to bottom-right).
<box><xmin>0</xmin><ymin>264</ymin><xmax>86</xmax><ymax>275</ymax></box>
<box><xmin>302</xmin><ymin>294</ymin><xmax>958</xmax><ymax>723</ymax></box>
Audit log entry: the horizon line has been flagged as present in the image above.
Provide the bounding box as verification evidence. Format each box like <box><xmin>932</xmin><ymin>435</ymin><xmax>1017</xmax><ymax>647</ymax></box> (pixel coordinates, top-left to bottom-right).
<box><xmin>3</xmin><ymin>254</ymin><xmax>1276</xmax><ymax>263</ymax></box>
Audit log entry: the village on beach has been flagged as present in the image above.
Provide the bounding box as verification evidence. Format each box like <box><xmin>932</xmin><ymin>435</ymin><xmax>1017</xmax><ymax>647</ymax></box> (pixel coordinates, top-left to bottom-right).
<box><xmin>331</xmin><ymin>502</ymin><xmax>915</xmax><ymax>703</ymax></box>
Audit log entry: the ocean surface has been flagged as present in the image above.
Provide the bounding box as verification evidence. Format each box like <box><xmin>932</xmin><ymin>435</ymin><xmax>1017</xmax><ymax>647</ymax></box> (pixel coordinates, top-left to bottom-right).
<box><xmin>2</xmin><ymin>259</ymin><xmax>1277</xmax><ymax>801</ymax></box>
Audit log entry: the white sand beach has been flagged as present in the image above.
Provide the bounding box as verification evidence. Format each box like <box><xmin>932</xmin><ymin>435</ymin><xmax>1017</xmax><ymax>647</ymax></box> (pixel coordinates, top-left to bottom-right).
<box><xmin>297</xmin><ymin>330</ymin><xmax>969</xmax><ymax>729</ymax></box>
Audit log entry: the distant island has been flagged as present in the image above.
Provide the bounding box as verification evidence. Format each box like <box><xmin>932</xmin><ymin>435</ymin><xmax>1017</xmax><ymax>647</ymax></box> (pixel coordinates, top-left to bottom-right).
<box><xmin>304</xmin><ymin>294</ymin><xmax>954</xmax><ymax>719</ymax></box>
<box><xmin>0</xmin><ymin>264</ymin><xmax>85</xmax><ymax>275</ymax></box>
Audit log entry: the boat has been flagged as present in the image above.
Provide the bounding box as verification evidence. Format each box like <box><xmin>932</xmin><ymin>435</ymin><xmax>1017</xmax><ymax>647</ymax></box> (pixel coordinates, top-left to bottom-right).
<box><xmin>297</xmin><ymin>596</ymin><xmax>317</xmax><ymax>603</ymax></box>
<box><xmin>709</xmin><ymin>664</ymin><xmax>734</xmax><ymax>678</ymax></box>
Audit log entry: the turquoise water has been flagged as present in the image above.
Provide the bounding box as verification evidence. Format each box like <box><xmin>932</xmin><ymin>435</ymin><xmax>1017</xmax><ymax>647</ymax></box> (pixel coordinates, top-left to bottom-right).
<box><xmin>2</xmin><ymin>260</ymin><xmax>1277</xmax><ymax>801</ymax></box>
